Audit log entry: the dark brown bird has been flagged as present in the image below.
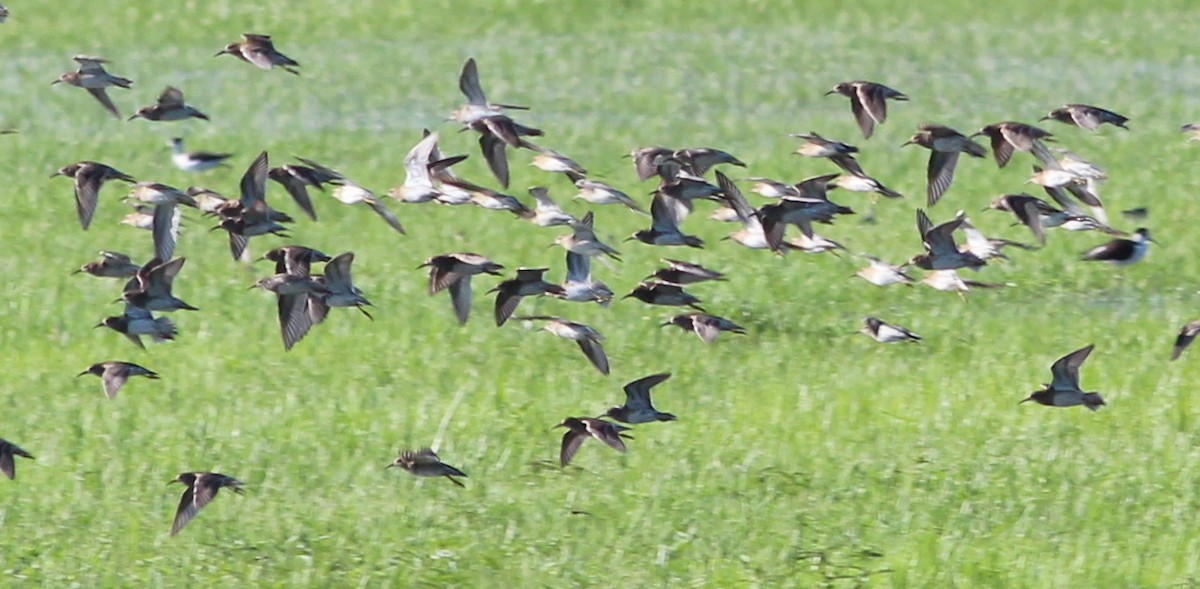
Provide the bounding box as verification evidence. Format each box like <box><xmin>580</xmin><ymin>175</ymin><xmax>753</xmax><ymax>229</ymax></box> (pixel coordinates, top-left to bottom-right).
<box><xmin>261</xmin><ymin>245</ymin><xmax>330</xmax><ymax>277</ymax></box>
<box><xmin>1172</xmin><ymin>321</ymin><xmax>1200</xmax><ymax>361</ymax></box>
<box><xmin>901</xmin><ymin>123</ymin><xmax>987</xmax><ymax>207</ymax></box>
<box><xmin>1040</xmin><ymin>104</ymin><xmax>1129</xmax><ymax>131</ymax></box>
<box><xmin>646</xmin><ymin>259</ymin><xmax>726</xmax><ymax>285</ymax></box>
<box><xmin>825</xmin><ymin>81</ymin><xmax>908</xmax><ymax>139</ymax></box>
<box><xmin>662</xmin><ymin>312</ymin><xmax>746</xmax><ymax>343</ymax></box>
<box><xmin>604</xmin><ymin>373</ymin><xmax>676</xmax><ymax>424</ymax></box>
<box><xmin>168</xmin><ymin>472</ymin><xmax>245</xmax><ymax>536</ymax></box>
<box><xmin>623</xmin><ymin>282</ymin><xmax>705</xmax><ymax>311</ymax></box>
<box><xmin>556</xmin><ymin>417</ymin><xmax>632</xmax><ymax>467</ymax></box>
<box><xmin>52</xmin><ymin>161</ymin><xmax>137</xmax><ymax>230</ymax></box>
<box><xmin>972</xmin><ymin>122</ymin><xmax>1056</xmax><ymax>168</ymax></box>
<box><xmin>0</xmin><ymin>439</ymin><xmax>33</xmax><ymax>480</ymax></box>
<box><xmin>77</xmin><ymin>361</ymin><xmax>159</xmax><ymax>399</ymax></box>
<box><xmin>387</xmin><ymin>448</ymin><xmax>467</xmax><ymax>487</ymax></box>
<box><xmin>128</xmin><ymin>86</ymin><xmax>209</xmax><ymax>121</ymax></box>
<box><xmin>216</xmin><ymin>34</ymin><xmax>300</xmax><ymax>74</ymax></box>
<box><xmin>73</xmin><ymin>251</ymin><xmax>141</xmax><ymax>278</ymax></box>
<box><xmin>418</xmin><ymin>253</ymin><xmax>505</xmax><ymax>325</ymax></box>
<box><xmin>488</xmin><ymin>267</ymin><xmax>564</xmax><ymax>326</ymax></box>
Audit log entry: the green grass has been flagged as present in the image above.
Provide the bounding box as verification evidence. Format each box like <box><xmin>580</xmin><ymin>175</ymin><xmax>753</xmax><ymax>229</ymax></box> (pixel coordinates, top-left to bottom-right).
<box><xmin>3</xmin><ymin>1</ymin><xmax>1200</xmax><ymax>587</ymax></box>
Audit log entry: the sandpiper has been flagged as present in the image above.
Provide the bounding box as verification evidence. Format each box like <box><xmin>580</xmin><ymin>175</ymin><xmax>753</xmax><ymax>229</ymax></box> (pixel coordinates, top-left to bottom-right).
<box><xmin>331</xmin><ymin>179</ymin><xmax>406</xmax><ymax>234</ymax></box>
<box><xmin>252</xmin><ymin>272</ymin><xmax>328</xmax><ymax>350</ymax></box>
<box><xmin>715</xmin><ymin>171</ymin><xmax>771</xmax><ymax>250</ymax></box>
<box><xmin>662</xmin><ymin>313</ymin><xmax>746</xmax><ymax>343</ymax></box>
<box><xmin>853</xmin><ymin>255</ymin><xmax>914</xmax><ymax>287</ymax></box>
<box><xmin>489</xmin><ymin>267</ymin><xmax>564</xmax><ymax>326</ymax></box>
<box><xmin>908</xmin><ymin>209</ymin><xmax>985</xmax><ymax>270</ymax></box>
<box><xmin>828</xmin><ymin>172</ymin><xmax>903</xmax><ymax>200</ymax></box>
<box><xmin>169</xmin><ymin>138</ymin><xmax>231</xmax><ymax>172</ymax></box>
<box><xmin>605</xmin><ymin>373</ymin><xmax>675</xmax><ymax>423</ymax></box>
<box><xmin>52</xmin><ymin>55</ymin><xmax>132</xmax><ymax>118</ymax></box>
<box><xmin>525</xmin><ymin>187</ymin><xmax>577</xmax><ymax>227</ymax></box>
<box><xmin>268</xmin><ymin>157</ymin><xmax>343</xmax><ymax>221</ymax></box>
<box><xmin>758</xmin><ymin>174</ymin><xmax>854</xmax><ymax>248</ymax></box>
<box><xmin>530</xmin><ymin>146</ymin><xmax>587</xmax><ymax>183</ymax></box>
<box><xmin>309</xmin><ymin>252</ymin><xmax>373</xmax><ymax>323</ymax></box>
<box><xmin>262</xmin><ymin>245</ymin><xmax>330</xmax><ymax>277</ymax></box>
<box><xmin>388</xmin><ymin>448</ymin><xmax>467</xmax><ymax>487</ymax></box>
<box><xmin>789</xmin><ymin>132</ymin><xmax>864</xmax><ymax>174</ymax></box>
<box><xmin>0</xmin><ymin>439</ymin><xmax>32</xmax><ymax>480</ymax></box>
<box><xmin>169</xmin><ymin>472</ymin><xmax>245</xmax><ymax>536</ymax></box>
<box><xmin>627</xmin><ymin>146</ymin><xmax>675</xmax><ymax>181</ymax></box>
<box><xmin>77</xmin><ymin>361</ymin><xmax>159</xmax><ymax>399</ymax></box>
<box><xmin>553</xmin><ymin>251</ymin><xmax>613</xmax><ymax>306</ymax></box>
<box><xmin>901</xmin><ymin>123</ymin><xmax>986</xmax><ymax>206</ymax></box>
<box><xmin>673</xmin><ymin>147</ymin><xmax>746</xmax><ymax>177</ymax></box>
<box><xmin>860</xmin><ymin>316</ymin><xmax>920</xmax><ymax>343</ymax></box>
<box><xmin>418</xmin><ymin>252</ymin><xmax>504</xmax><ymax>325</ymax></box>
<box><xmin>628</xmin><ymin>192</ymin><xmax>704</xmax><ymax>248</ymax></box>
<box><xmin>97</xmin><ymin>304</ymin><xmax>177</xmax><ymax>349</ymax></box>
<box><xmin>623</xmin><ymin>282</ymin><xmax>705</xmax><ymax>310</ymax></box>
<box><xmin>129</xmin><ymin>87</ymin><xmax>208</xmax><ymax>122</ymax></box>
<box><xmin>1081</xmin><ymin>228</ymin><xmax>1154</xmax><ymax>266</ymax></box>
<box><xmin>386</xmin><ymin>131</ymin><xmax>464</xmax><ymax>204</ymax></box>
<box><xmin>573</xmin><ymin>179</ymin><xmax>644</xmax><ymax>213</ymax></box>
<box><xmin>1020</xmin><ymin>344</ymin><xmax>1105</xmax><ymax>411</ymax></box>
<box><xmin>52</xmin><ymin>161</ymin><xmax>136</xmax><ymax>230</ymax></box>
<box><xmin>123</xmin><ymin>257</ymin><xmax>198</xmax><ymax>312</ymax></box>
<box><xmin>972</xmin><ymin>122</ymin><xmax>1056</xmax><ymax>168</ymax></box>
<box><xmin>74</xmin><ymin>251</ymin><xmax>141</xmax><ymax>278</ymax></box>
<box><xmin>554</xmin><ymin>212</ymin><xmax>621</xmax><ymax>261</ymax></box>
<box><xmin>1172</xmin><ymin>321</ymin><xmax>1200</xmax><ymax>361</ymax></box>
<box><xmin>1028</xmin><ymin>165</ymin><xmax>1107</xmax><ymax>224</ymax></box>
<box><xmin>646</xmin><ymin>259</ymin><xmax>725</xmax><ymax>285</ymax></box>
<box><xmin>957</xmin><ymin>213</ymin><xmax>1032</xmax><ymax>261</ymax></box>
<box><xmin>448</xmin><ymin>57</ymin><xmax>528</xmax><ymax>124</ymax></box>
<box><xmin>126</xmin><ymin>182</ymin><xmax>196</xmax><ymax>261</ymax></box>
<box><xmin>216</xmin><ymin>34</ymin><xmax>300</xmax><ymax>74</ymax></box>
<box><xmin>825</xmin><ymin>81</ymin><xmax>908</xmax><ymax>139</ymax></box>
<box><xmin>556</xmin><ymin>417</ymin><xmax>631</xmax><ymax>467</ymax></box>
<box><xmin>515</xmin><ymin>315</ymin><xmax>609</xmax><ymax>375</ymax></box>
<box><xmin>920</xmin><ymin>269</ymin><xmax>1006</xmax><ymax>296</ymax></box>
<box><xmin>449</xmin><ymin>59</ymin><xmax>539</xmax><ymax>188</ymax></box>
<box><xmin>1040</xmin><ymin>104</ymin><xmax>1128</xmax><ymax>131</ymax></box>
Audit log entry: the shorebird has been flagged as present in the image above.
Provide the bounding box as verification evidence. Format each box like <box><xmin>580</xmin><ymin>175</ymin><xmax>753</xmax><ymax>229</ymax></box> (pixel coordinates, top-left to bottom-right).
<box><xmin>920</xmin><ymin>269</ymin><xmax>1006</xmax><ymax>296</ymax></box>
<box><xmin>972</xmin><ymin>122</ymin><xmax>1056</xmax><ymax>168</ymax></box>
<box><xmin>825</xmin><ymin>81</ymin><xmax>908</xmax><ymax>139</ymax></box>
<box><xmin>129</xmin><ymin>87</ymin><xmax>209</xmax><ymax>122</ymax></box>
<box><xmin>573</xmin><ymin>179</ymin><xmax>644</xmax><ymax>213</ymax></box>
<box><xmin>0</xmin><ymin>439</ymin><xmax>33</xmax><ymax>480</ymax></box>
<box><xmin>854</xmin><ymin>255</ymin><xmax>914</xmax><ymax>287</ymax></box>
<box><xmin>628</xmin><ymin>192</ymin><xmax>704</xmax><ymax>248</ymax></box>
<box><xmin>554</xmin><ymin>212</ymin><xmax>621</xmax><ymax>261</ymax></box>
<box><xmin>388</xmin><ymin>448</ymin><xmax>467</xmax><ymax>487</ymax></box>
<box><xmin>627</xmin><ymin>146</ymin><xmax>675</xmax><ymax>181</ymax></box>
<box><xmin>488</xmin><ymin>268</ymin><xmax>564</xmax><ymax>326</ymax></box>
<box><xmin>901</xmin><ymin>123</ymin><xmax>986</xmax><ymax>206</ymax></box>
<box><xmin>169</xmin><ymin>472</ymin><xmax>245</xmax><ymax>536</ymax></box>
<box><xmin>1172</xmin><ymin>321</ymin><xmax>1200</xmax><ymax>361</ymax></box>
<box><xmin>331</xmin><ymin>178</ymin><xmax>406</xmax><ymax>234</ymax></box>
<box><xmin>1020</xmin><ymin>344</ymin><xmax>1105</xmax><ymax>411</ymax></box>
<box><xmin>525</xmin><ymin>187</ymin><xmax>577</xmax><ymax>227</ymax></box>
<box><xmin>309</xmin><ymin>252</ymin><xmax>372</xmax><ymax>323</ymax></box>
<box><xmin>1082</xmin><ymin>228</ymin><xmax>1154</xmax><ymax>266</ymax></box>
<box><xmin>605</xmin><ymin>373</ymin><xmax>675</xmax><ymax>423</ymax></box>
<box><xmin>553</xmin><ymin>250</ymin><xmax>612</xmax><ymax>306</ymax></box>
<box><xmin>1040</xmin><ymin>104</ymin><xmax>1129</xmax><ymax>131</ymax></box>
<box><xmin>646</xmin><ymin>259</ymin><xmax>725</xmax><ymax>285</ymax></box>
<box><xmin>77</xmin><ymin>361</ymin><xmax>159</xmax><ymax>399</ymax></box>
<box><xmin>209</xmin><ymin>151</ymin><xmax>292</xmax><ymax>260</ymax></box>
<box><xmin>216</xmin><ymin>34</ymin><xmax>300</xmax><ymax>74</ymax></box>
<box><xmin>860</xmin><ymin>316</ymin><xmax>920</xmax><ymax>343</ymax></box>
<box><xmin>52</xmin><ymin>161</ymin><xmax>136</xmax><ymax>230</ymax></box>
<box><xmin>623</xmin><ymin>282</ymin><xmax>705</xmax><ymax>310</ymax></box>
<box><xmin>126</xmin><ymin>182</ymin><xmax>196</xmax><ymax>261</ymax></box>
<box><xmin>828</xmin><ymin>172</ymin><xmax>903</xmax><ymax>200</ymax></box>
<box><xmin>385</xmin><ymin>131</ymin><xmax>467</xmax><ymax>204</ymax></box>
<box><xmin>515</xmin><ymin>315</ymin><xmax>609</xmax><ymax>375</ymax></box>
<box><xmin>530</xmin><ymin>146</ymin><xmax>587</xmax><ymax>183</ymax></box>
<box><xmin>74</xmin><ymin>251</ymin><xmax>141</xmax><ymax>278</ymax></box>
<box><xmin>268</xmin><ymin>157</ymin><xmax>343</xmax><ymax>221</ymax></box>
<box><xmin>957</xmin><ymin>214</ymin><xmax>1031</xmax><ymax>261</ymax></box>
<box><xmin>715</xmin><ymin>171</ymin><xmax>771</xmax><ymax>250</ymax></box>
<box><xmin>743</xmin><ymin>177</ymin><xmax>799</xmax><ymax>199</ymax></box>
<box><xmin>789</xmin><ymin>132</ymin><xmax>864</xmax><ymax>174</ymax></box>
<box><xmin>0</xmin><ymin>4</ymin><xmax>8</xmax><ymax>23</ymax></box>
<box><xmin>252</xmin><ymin>271</ymin><xmax>328</xmax><ymax>350</ymax></box>
<box><xmin>52</xmin><ymin>55</ymin><xmax>132</xmax><ymax>118</ymax></box>
<box><xmin>1028</xmin><ymin>165</ymin><xmax>1107</xmax><ymax>224</ymax></box>
<box><xmin>662</xmin><ymin>313</ymin><xmax>746</xmax><ymax>343</ymax></box>
<box><xmin>168</xmin><ymin>138</ymin><xmax>231</xmax><ymax>172</ymax></box>
<box><xmin>123</xmin><ymin>257</ymin><xmax>198</xmax><ymax>312</ymax></box>
<box><xmin>758</xmin><ymin>173</ymin><xmax>854</xmax><ymax>248</ymax></box>
<box><xmin>556</xmin><ymin>417</ymin><xmax>632</xmax><ymax>467</ymax></box>
<box><xmin>448</xmin><ymin>58</ymin><xmax>539</xmax><ymax>188</ymax></box>
<box><xmin>262</xmin><ymin>245</ymin><xmax>330</xmax><ymax>277</ymax></box>
<box><xmin>97</xmin><ymin>304</ymin><xmax>177</xmax><ymax>349</ymax></box>
<box><xmin>908</xmin><ymin>209</ymin><xmax>985</xmax><ymax>270</ymax></box>
<box><xmin>784</xmin><ymin>232</ymin><xmax>846</xmax><ymax>255</ymax></box>
<box><xmin>418</xmin><ymin>252</ymin><xmax>504</xmax><ymax>325</ymax></box>
<box><xmin>673</xmin><ymin>147</ymin><xmax>746</xmax><ymax>176</ymax></box>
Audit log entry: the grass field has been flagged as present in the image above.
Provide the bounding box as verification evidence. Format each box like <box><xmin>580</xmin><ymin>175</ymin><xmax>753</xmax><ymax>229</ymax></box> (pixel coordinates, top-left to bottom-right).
<box><xmin>3</xmin><ymin>1</ymin><xmax>1200</xmax><ymax>587</ymax></box>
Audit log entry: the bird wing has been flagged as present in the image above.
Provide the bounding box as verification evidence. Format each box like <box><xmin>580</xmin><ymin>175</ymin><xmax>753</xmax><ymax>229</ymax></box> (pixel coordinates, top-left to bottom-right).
<box><xmin>623</xmin><ymin>373</ymin><xmax>671</xmax><ymax>410</ymax></box>
<box><xmin>151</xmin><ymin>204</ymin><xmax>181</xmax><ymax>262</ymax></box>
<box><xmin>448</xmin><ymin>276</ymin><xmax>473</xmax><ymax>326</ymax></box>
<box><xmin>170</xmin><ymin>473</ymin><xmax>199</xmax><ymax>535</ymax></box>
<box><xmin>403</xmin><ymin>131</ymin><xmax>437</xmax><ymax>186</ymax></box>
<box><xmin>157</xmin><ymin>86</ymin><xmax>185</xmax><ymax>108</ymax></box>
<box><xmin>564</xmin><ymin>250</ymin><xmax>591</xmax><ymax>283</ymax></box>
<box><xmin>588</xmin><ymin>421</ymin><xmax>628</xmax><ymax>453</ymax></box>
<box><xmin>73</xmin><ymin>164</ymin><xmax>104</xmax><ymax>230</ymax></box>
<box><xmin>478</xmin><ymin>133</ymin><xmax>510</xmax><ymax>189</ymax></box>
<box><xmin>926</xmin><ymin>150</ymin><xmax>960</xmax><ymax>207</ymax></box>
<box><xmin>576</xmin><ymin>337</ymin><xmax>609</xmax><ymax>375</ymax></box>
<box><xmin>1050</xmin><ymin>344</ymin><xmax>1094</xmax><ymax>389</ymax></box>
<box><xmin>239</xmin><ymin>151</ymin><xmax>269</xmax><ymax>205</ymax></box>
<box><xmin>87</xmin><ymin>87</ymin><xmax>121</xmax><ymax>118</ymax></box>
<box><xmin>102</xmin><ymin>367</ymin><xmax>127</xmax><ymax>399</ymax></box>
<box><xmin>691</xmin><ymin>314</ymin><xmax>721</xmax><ymax>343</ymax></box>
<box><xmin>458</xmin><ymin>58</ymin><xmax>488</xmax><ymax>105</ymax></box>
<box><xmin>849</xmin><ymin>92</ymin><xmax>875</xmax><ymax>139</ymax></box>
<box><xmin>559</xmin><ymin>429</ymin><xmax>588</xmax><ymax>467</ymax></box>
<box><xmin>367</xmin><ymin>196</ymin><xmax>406</xmax><ymax>234</ymax></box>
<box><xmin>1172</xmin><ymin>321</ymin><xmax>1200</xmax><ymax>361</ymax></box>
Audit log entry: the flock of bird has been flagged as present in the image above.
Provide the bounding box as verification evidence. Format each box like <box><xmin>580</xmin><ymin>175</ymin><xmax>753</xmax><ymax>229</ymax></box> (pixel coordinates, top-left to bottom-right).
<box><xmin>2</xmin><ymin>18</ymin><xmax>1198</xmax><ymax>539</ymax></box>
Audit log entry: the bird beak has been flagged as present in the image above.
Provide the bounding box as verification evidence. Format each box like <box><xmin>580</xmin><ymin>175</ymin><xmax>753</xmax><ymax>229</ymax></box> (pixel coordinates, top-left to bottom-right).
<box><xmin>900</xmin><ymin>140</ymin><xmax>914</xmax><ymax>147</ymax></box>
<box><xmin>76</xmin><ymin>371</ymin><xmax>88</xmax><ymax>377</ymax></box>
<box><xmin>1038</xmin><ymin>115</ymin><xmax>1050</xmax><ymax>121</ymax></box>
<box><xmin>50</xmin><ymin>79</ymin><xmax>61</xmax><ymax>86</ymax></box>
<box><xmin>385</xmin><ymin>463</ymin><xmax>396</xmax><ymax>469</ymax></box>
<box><xmin>71</xmin><ymin>268</ymin><xmax>83</xmax><ymax>275</ymax></box>
<box><xmin>92</xmin><ymin>323</ymin><xmax>104</xmax><ymax>329</ymax></box>
<box><xmin>823</xmin><ymin>89</ymin><xmax>836</xmax><ymax>96</ymax></box>
<box><xmin>213</xmin><ymin>50</ymin><xmax>228</xmax><ymax>58</ymax></box>
<box><xmin>1018</xmin><ymin>397</ymin><xmax>1033</xmax><ymax>405</ymax></box>
<box><xmin>126</xmin><ymin>114</ymin><xmax>141</xmax><ymax>121</ymax></box>
<box><xmin>658</xmin><ymin>321</ymin><xmax>671</xmax><ymax>328</ymax></box>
